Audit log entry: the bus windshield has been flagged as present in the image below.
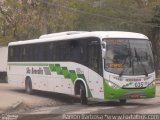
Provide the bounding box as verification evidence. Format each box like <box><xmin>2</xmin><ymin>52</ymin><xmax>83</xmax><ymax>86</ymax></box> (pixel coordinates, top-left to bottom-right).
<box><xmin>104</xmin><ymin>38</ymin><xmax>154</xmax><ymax>76</ymax></box>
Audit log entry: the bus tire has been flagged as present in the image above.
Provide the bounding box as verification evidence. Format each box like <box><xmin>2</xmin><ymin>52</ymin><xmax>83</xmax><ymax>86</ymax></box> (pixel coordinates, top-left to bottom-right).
<box><xmin>80</xmin><ymin>84</ymin><xmax>88</xmax><ymax>105</ymax></box>
<box><xmin>25</xmin><ymin>77</ymin><xmax>33</xmax><ymax>94</ymax></box>
<box><xmin>119</xmin><ymin>99</ymin><xmax>126</xmax><ymax>104</ymax></box>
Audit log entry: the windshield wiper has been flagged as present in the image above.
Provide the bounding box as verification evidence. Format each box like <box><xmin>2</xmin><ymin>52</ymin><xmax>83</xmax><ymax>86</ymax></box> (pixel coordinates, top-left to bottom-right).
<box><xmin>134</xmin><ymin>48</ymin><xmax>148</xmax><ymax>77</ymax></box>
<box><xmin>119</xmin><ymin>68</ymin><xmax>125</xmax><ymax>77</ymax></box>
<box><xmin>119</xmin><ymin>55</ymin><xmax>130</xmax><ymax>77</ymax></box>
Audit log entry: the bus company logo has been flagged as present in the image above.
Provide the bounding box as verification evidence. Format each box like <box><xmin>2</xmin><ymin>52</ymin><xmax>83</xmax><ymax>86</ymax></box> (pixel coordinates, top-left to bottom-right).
<box><xmin>26</xmin><ymin>67</ymin><xmax>43</xmax><ymax>75</ymax></box>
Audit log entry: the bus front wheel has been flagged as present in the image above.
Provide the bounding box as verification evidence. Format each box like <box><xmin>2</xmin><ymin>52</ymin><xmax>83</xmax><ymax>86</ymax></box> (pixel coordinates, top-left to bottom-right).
<box><xmin>25</xmin><ymin>78</ymin><xmax>33</xmax><ymax>94</ymax></box>
<box><xmin>80</xmin><ymin>84</ymin><xmax>88</xmax><ymax>105</ymax></box>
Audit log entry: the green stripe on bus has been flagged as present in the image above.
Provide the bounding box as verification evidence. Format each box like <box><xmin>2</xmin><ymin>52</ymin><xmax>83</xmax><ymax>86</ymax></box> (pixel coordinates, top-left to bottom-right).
<box><xmin>103</xmin><ymin>79</ymin><xmax>156</xmax><ymax>99</ymax></box>
<box><xmin>55</xmin><ymin>64</ymin><xmax>63</xmax><ymax>75</ymax></box>
<box><xmin>49</xmin><ymin>64</ymin><xmax>56</xmax><ymax>71</ymax></box>
<box><xmin>49</xmin><ymin>64</ymin><xmax>93</xmax><ymax>98</ymax></box>
<box><xmin>69</xmin><ymin>70</ymin><xmax>77</xmax><ymax>83</ymax></box>
<box><xmin>61</xmin><ymin>67</ymin><xmax>70</xmax><ymax>79</ymax></box>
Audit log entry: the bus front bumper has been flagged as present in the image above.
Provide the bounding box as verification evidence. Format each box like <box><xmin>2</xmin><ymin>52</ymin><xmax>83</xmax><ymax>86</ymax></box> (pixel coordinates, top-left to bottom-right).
<box><xmin>103</xmin><ymin>80</ymin><xmax>156</xmax><ymax>100</ymax></box>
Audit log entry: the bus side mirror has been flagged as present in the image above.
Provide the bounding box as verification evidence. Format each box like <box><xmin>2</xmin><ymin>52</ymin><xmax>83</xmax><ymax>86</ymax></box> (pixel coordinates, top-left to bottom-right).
<box><xmin>102</xmin><ymin>42</ymin><xmax>106</xmax><ymax>58</ymax></box>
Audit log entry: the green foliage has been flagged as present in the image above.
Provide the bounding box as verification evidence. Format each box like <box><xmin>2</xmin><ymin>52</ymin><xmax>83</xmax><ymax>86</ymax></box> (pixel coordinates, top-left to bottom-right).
<box><xmin>0</xmin><ymin>0</ymin><xmax>160</xmax><ymax>74</ymax></box>
<box><xmin>0</xmin><ymin>0</ymin><xmax>159</xmax><ymax>45</ymax></box>
<box><xmin>150</xmin><ymin>5</ymin><xmax>160</xmax><ymax>75</ymax></box>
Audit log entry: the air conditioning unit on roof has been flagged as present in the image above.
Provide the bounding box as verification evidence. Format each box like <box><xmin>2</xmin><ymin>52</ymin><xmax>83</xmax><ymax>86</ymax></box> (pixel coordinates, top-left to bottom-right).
<box><xmin>39</xmin><ymin>31</ymin><xmax>88</xmax><ymax>39</ymax></box>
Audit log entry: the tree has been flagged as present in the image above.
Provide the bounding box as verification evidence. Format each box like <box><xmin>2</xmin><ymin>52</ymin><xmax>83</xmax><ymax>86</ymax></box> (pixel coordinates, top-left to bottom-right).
<box><xmin>0</xmin><ymin>0</ymin><xmax>78</xmax><ymax>45</ymax></box>
<box><xmin>150</xmin><ymin>5</ymin><xmax>160</xmax><ymax>76</ymax></box>
<box><xmin>0</xmin><ymin>0</ymin><xmax>160</xmax><ymax>46</ymax></box>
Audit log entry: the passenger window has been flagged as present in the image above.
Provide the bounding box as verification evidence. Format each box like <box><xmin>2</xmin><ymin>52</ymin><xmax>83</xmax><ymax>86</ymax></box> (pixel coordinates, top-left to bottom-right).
<box><xmin>88</xmin><ymin>41</ymin><xmax>102</xmax><ymax>75</ymax></box>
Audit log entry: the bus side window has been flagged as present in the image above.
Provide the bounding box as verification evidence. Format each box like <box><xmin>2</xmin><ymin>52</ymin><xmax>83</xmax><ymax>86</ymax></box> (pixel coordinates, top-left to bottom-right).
<box><xmin>21</xmin><ymin>46</ymin><xmax>26</xmax><ymax>61</ymax></box>
<box><xmin>69</xmin><ymin>40</ymin><xmax>82</xmax><ymax>62</ymax></box>
<box><xmin>48</xmin><ymin>43</ymin><xmax>54</xmax><ymax>61</ymax></box>
<box><xmin>88</xmin><ymin>41</ymin><xmax>102</xmax><ymax>76</ymax></box>
<box><xmin>13</xmin><ymin>46</ymin><xmax>20</xmax><ymax>62</ymax></box>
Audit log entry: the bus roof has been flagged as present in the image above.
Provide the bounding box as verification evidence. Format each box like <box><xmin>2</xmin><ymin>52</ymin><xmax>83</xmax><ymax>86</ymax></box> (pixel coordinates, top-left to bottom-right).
<box><xmin>8</xmin><ymin>31</ymin><xmax>149</xmax><ymax>46</ymax></box>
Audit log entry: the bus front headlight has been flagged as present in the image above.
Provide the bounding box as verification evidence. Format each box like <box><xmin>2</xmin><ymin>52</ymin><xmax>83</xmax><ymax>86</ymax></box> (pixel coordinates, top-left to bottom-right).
<box><xmin>107</xmin><ymin>81</ymin><xmax>120</xmax><ymax>89</ymax></box>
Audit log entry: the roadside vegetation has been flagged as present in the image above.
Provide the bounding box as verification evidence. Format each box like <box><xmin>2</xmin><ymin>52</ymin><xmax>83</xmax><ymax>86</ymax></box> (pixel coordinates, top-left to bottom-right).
<box><xmin>0</xmin><ymin>0</ymin><xmax>160</xmax><ymax>75</ymax></box>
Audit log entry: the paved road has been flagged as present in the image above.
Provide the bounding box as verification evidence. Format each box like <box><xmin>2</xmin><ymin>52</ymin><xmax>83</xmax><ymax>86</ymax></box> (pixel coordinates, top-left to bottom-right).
<box><xmin>18</xmin><ymin>98</ymin><xmax>160</xmax><ymax>120</ymax></box>
<box><xmin>0</xmin><ymin>83</ymin><xmax>66</xmax><ymax>113</ymax></box>
<box><xmin>1</xmin><ymin>83</ymin><xmax>160</xmax><ymax>120</ymax></box>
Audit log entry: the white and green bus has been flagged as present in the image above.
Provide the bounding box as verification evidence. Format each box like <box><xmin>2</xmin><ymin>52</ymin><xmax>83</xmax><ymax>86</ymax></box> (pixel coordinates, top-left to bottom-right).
<box><xmin>8</xmin><ymin>31</ymin><xmax>155</xmax><ymax>104</ymax></box>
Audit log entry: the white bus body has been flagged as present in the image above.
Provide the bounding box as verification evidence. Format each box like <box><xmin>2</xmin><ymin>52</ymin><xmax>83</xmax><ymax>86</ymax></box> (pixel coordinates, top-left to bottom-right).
<box><xmin>7</xmin><ymin>31</ymin><xmax>155</xmax><ymax>104</ymax></box>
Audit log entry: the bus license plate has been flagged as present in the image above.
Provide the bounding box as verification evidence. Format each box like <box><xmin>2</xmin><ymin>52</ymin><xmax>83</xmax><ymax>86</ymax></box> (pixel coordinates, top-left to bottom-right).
<box><xmin>134</xmin><ymin>82</ymin><xmax>148</xmax><ymax>88</ymax></box>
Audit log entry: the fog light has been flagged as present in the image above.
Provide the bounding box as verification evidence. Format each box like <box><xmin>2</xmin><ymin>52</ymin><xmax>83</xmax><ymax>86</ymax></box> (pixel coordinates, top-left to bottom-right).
<box><xmin>106</xmin><ymin>80</ymin><xmax>120</xmax><ymax>89</ymax></box>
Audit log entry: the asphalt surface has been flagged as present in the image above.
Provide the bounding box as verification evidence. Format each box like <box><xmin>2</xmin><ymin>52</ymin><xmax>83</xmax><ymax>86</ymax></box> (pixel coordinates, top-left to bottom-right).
<box><xmin>1</xmin><ymin>83</ymin><xmax>160</xmax><ymax>120</ymax></box>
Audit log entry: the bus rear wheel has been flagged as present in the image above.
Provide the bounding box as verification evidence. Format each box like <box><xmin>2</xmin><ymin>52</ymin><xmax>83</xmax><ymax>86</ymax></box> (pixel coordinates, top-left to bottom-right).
<box><xmin>80</xmin><ymin>84</ymin><xmax>88</xmax><ymax>105</ymax></box>
<box><xmin>25</xmin><ymin>78</ymin><xmax>33</xmax><ymax>94</ymax></box>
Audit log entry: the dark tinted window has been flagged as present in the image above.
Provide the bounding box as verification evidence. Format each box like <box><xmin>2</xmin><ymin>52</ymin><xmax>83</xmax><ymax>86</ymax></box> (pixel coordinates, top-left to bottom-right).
<box><xmin>8</xmin><ymin>37</ymin><xmax>102</xmax><ymax>75</ymax></box>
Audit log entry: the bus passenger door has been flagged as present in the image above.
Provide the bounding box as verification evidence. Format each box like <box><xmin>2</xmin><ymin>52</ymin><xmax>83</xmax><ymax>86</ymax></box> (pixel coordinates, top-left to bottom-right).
<box><xmin>88</xmin><ymin>41</ymin><xmax>104</xmax><ymax>99</ymax></box>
